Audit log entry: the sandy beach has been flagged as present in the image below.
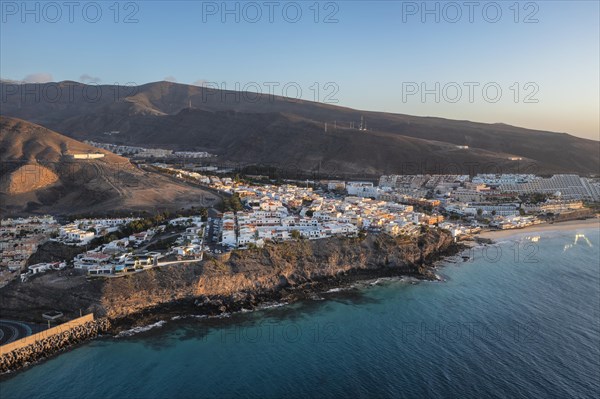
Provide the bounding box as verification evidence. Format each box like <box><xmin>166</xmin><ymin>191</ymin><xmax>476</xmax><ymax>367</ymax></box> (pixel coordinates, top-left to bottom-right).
<box><xmin>477</xmin><ymin>217</ymin><xmax>600</xmax><ymax>241</ymax></box>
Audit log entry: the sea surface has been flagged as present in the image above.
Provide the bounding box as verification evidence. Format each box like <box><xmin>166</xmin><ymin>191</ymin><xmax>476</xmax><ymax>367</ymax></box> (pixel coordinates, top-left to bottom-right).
<box><xmin>1</xmin><ymin>228</ymin><xmax>599</xmax><ymax>399</ymax></box>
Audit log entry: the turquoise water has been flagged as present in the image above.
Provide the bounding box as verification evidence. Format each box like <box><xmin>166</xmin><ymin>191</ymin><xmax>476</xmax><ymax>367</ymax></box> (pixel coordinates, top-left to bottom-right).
<box><xmin>1</xmin><ymin>228</ymin><xmax>599</xmax><ymax>399</ymax></box>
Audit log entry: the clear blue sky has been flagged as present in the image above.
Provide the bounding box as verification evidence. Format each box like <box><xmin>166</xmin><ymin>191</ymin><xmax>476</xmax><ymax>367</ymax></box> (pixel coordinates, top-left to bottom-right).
<box><xmin>1</xmin><ymin>1</ymin><xmax>598</xmax><ymax>139</ymax></box>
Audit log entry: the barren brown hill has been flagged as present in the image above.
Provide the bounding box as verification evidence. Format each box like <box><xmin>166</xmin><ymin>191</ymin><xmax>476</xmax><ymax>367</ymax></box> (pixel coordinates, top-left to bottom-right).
<box><xmin>1</xmin><ymin>81</ymin><xmax>598</xmax><ymax>175</ymax></box>
<box><xmin>0</xmin><ymin>117</ymin><xmax>219</xmax><ymax>216</ymax></box>
<box><xmin>0</xmin><ymin>164</ymin><xmax>59</xmax><ymax>194</ymax></box>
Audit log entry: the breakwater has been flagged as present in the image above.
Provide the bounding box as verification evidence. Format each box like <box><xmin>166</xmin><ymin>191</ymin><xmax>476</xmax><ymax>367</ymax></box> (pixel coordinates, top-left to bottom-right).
<box><xmin>0</xmin><ymin>314</ymin><xmax>110</xmax><ymax>373</ymax></box>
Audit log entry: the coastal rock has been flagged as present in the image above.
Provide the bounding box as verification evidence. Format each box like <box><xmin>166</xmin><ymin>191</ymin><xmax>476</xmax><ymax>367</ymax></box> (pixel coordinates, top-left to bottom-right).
<box><xmin>1</xmin><ymin>230</ymin><xmax>457</xmax><ymax>331</ymax></box>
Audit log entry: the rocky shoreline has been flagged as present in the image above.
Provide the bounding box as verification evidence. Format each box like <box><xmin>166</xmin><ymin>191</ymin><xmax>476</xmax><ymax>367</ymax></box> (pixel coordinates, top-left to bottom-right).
<box><xmin>1</xmin><ymin>230</ymin><xmax>461</xmax><ymax>375</ymax></box>
<box><xmin>108</xmin><ymin>232</ymin><xmax>462</xmax><ymax>334</ymax></box>
<box><xmin>109</xmin><ymin>263</ymin><xmax>446</xmax><ymax>334</ymax></box>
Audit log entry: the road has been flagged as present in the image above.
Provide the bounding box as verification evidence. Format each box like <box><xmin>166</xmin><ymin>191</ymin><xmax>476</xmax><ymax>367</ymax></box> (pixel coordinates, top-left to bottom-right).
<box><xmin>91</xmin><ymin>162</ymin><xmax>126</xmax><ymax>197</ymax></box>
<box><xmin>0</xmin><ymin>320</ymin><xmax>33</xmax><ymax>345</ymax></box>
<box><xmin>136</xmin><ymin>231</ymin><xmax>181</xmax><ymax>252</ymax></box>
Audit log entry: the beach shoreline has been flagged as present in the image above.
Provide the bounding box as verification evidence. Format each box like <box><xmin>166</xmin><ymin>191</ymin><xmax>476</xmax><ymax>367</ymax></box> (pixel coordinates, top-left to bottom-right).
<box><xmin>476</xmin><ymin>217</ymin><xmax>599</xmax><ymax>241</ymax></box>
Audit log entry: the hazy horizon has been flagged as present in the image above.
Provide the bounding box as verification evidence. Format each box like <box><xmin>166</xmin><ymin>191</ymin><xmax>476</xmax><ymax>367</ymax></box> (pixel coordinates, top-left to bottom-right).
<box><xmin>1</xmin><ymin>1</ymin><xmax>598</xmax><ymax>141</ymax></box>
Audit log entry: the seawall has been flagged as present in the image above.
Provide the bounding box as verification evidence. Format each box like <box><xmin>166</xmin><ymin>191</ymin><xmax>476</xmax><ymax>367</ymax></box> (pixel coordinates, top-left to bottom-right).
<box><xmin>0</xmin><ymin>314</ymin><xmax>111</xmax><ymax>373</ymax></box>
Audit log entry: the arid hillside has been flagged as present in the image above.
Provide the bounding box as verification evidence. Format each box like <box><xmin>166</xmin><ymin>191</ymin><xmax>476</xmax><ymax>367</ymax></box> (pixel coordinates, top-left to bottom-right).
<box><xmin>0</xmin><ymin>116</ymin><xmax>219</xmax><ymax>216</ymax></box>
<box><xmin>1</xmin><ymin>81</ymin><xmax>598</xmax><ymax>175</ymax></box>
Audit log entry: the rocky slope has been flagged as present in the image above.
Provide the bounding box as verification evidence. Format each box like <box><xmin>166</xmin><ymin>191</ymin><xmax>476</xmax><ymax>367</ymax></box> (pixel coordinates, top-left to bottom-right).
<box><xmin>2</xmin><ymin>81</ymin><xmax>598</xmax><ymax>175</ymax></box>
<box><xmin>0</xmin><ymin>116</ymin><xmax>219</xmax><ymax>216</ymax></box>
<box><xmin>0</xmin><ymin>230</ymin><xmax>457</xmax><ymax>329</ymax></box>
<box><xmin>0</xmin><ymin>164</ymin><xmax>59</xmax><ymax>194</ymax></box>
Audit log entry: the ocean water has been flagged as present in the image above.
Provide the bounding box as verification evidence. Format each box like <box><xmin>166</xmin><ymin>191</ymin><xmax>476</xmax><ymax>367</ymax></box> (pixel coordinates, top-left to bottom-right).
<box><xmin>1</xmin><ymin>228</ymin><xmax>599</xmax><ymax>399</ymax></box>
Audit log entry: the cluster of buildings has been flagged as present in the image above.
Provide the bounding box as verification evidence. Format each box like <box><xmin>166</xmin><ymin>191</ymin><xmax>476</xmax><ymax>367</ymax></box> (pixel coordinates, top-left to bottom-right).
<box><xmin>170</xmin><ymin>218</ymin><xmax>204</xmax><ymax>257</ymax></box>
<box><xmin>377</xmin><ymin>173</ymin><xmax>600</xmax><ymax>202</ymax></box>
<box><xmin>0</xmin><ymin>215</ymin><xmax>164</xmax><ymax>280</ymax></box>
<box><xmin>69</xmin><ymin>224</ymin><xmax>163</xmax><ymax>275</ymax></box>
<box><xmin>79</xmin><ymin>223</ymin><xmax>200</xmax><ymax>276</ymax></box>
<box><xmin>0</xmin><ymin>216</ymin><xmax>59</xmax><ymax>279</ymax></box>
<box><xmin>57</xmin><ymin>217</ymin><xmax>140</xmax><ymax>245</ymax></box>
<box><xmin>498</xmin><ymin>174</ymin><xmax>600</xmax><ymax>201</ymax></box>
<box><xmin>156</xmin><ymin>165</ymin><xmax>596</xmax><ymax>246</ymax></box>
<box><xmin>74</xmin><ymin>246</ymin><xmax>162</xmax><ymax>275</ymax></box>
<box><xmin>217</xmin><ymin>184</ymin><xmax>361</xmax><ymax>248</ymax></box>
<box><xmin>157</xmin><ymin>166</ymin><xmax>451</xmax><ymax>247</ymax></box>
<box><xmin>3</xmin><ymin>168</ymin><xmax>598</xmax><ymax>283</ymax></box>
<box><xmin>220</xmin><ymin>173</ymin><xmax>596</xmax><ymax>243</ymax></box>
<box><xmin>220</xmin><ymin>209</ymin><xmax>360</xmax><ymax>248</ymax></box>
<box><xmin>85</xmin><ymin>141</ymin><xmax>214</xmax><ymax>159</ymax></box>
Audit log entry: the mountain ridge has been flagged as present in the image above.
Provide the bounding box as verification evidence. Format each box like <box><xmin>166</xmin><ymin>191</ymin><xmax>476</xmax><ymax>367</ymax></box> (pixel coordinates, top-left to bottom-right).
<box><xmin>1</xmin><ymin>81</ymin><xmax>598</xmax><ymax>175</ymax></box>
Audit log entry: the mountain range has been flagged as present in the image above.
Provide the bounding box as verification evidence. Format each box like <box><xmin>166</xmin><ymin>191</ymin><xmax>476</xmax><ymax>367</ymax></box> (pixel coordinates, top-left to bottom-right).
<box><xmin>0</xmin><ymin>80</ymin><xmax>598</xmax><ymax>177</ymax></box>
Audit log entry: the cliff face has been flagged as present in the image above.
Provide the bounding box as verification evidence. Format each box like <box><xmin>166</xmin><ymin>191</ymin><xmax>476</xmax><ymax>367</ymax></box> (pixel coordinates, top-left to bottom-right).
<box><xmin>100</xmin><ymin>230</ymin><xmax>454</xmax><ymax>320</ymax></box>
<box><xmin>1</xmin><ymin>230</ymin><xmax>455</xmax><ymax>325</ymax></box>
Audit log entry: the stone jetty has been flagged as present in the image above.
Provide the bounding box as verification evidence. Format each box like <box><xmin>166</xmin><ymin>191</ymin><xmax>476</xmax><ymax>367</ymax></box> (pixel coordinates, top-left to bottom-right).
<box><xmin>0</xmin><ymin>317</ymin><xmax>111</xmax><ymax>373</ymax></box>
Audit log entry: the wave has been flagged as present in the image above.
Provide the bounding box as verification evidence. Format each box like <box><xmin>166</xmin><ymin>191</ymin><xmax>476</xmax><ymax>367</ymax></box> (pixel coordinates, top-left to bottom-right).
<box><xmin>171</xmin><ymin>314</ymin><xmax>208</xmax><ymax>321</ymax></box>
<box><xmin>371</xmin><ymin>276</ymin><xmax>413</xmax><ymax>285</ymax></box>
<box><xmin>169</xmin><ymin>303</ymin><xmax>289</xmax><ymax>322</ymax></box>
<box><xmin>256</xmin><ymin>302</ymin><xmax>289</xmax><ymax>311</ymax></box>
<box><xmin>209</xmin><ymin>313</ymin><xmax>231</xmax><ymax>319</ymax></box>
<box><xmin>116</xmin><ymin>320</ymin><xmax>166</xmax><ymax>337</ymax></box>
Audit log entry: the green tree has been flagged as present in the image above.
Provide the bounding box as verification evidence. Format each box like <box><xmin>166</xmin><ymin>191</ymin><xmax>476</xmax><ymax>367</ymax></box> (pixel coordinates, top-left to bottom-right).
<box><xmin>291</xmin><ymin>230</ymin><xmax>301</xmax><ymax>240</ymax></box>
<box><xmin>198</xmin><ymin>207</ymin><xmax>208</xmax><ymax>220</ymax></box>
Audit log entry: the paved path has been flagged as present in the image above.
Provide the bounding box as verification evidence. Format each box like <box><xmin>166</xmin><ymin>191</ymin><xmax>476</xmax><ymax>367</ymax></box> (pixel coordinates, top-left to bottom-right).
<box><xmin>0</xmin><ymin>320</ymin><xmax>33</xmax><ymax>345</ymax></box>
<box><xmin>95</xmin><ymin>258</ymin><xmax>203</xmax><ymax>279</ymax></box>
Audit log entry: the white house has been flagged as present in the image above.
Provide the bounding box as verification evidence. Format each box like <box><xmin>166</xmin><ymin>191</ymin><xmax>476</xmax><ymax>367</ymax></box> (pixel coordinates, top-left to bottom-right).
<box><xmin>74</xmin><ymin>252</ymin><xmax>112</xmax><ymax>269</ymax></box>
<box><xmin>28</xmin><ymin>263</ymin><xmax>52</xmax><ymax>274</ymax></box>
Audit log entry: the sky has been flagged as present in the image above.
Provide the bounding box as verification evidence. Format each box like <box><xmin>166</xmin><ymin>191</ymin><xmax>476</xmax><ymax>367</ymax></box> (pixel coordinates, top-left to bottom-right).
<box><xmin>1</xmin><ymin>0</ymin><xmax>599</xmax><ymax>140</ymax></box>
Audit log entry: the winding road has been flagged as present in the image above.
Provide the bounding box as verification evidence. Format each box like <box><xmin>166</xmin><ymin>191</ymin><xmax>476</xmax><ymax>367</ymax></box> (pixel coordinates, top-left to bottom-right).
<box><xmin>0</xmin><ymin>320</ymin><xmax>33</xmax><ymax>345</ymax></box>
